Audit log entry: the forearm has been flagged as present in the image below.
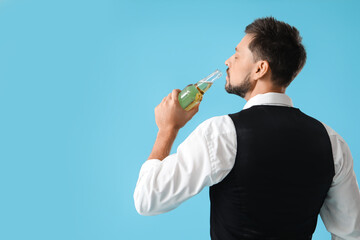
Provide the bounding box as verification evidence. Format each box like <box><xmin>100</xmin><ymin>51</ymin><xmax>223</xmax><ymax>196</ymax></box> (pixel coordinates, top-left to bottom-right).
<box><xmin>148</xmin><ymin>128</ymin><xmax>179</xmax><ymax>161</ymax></box>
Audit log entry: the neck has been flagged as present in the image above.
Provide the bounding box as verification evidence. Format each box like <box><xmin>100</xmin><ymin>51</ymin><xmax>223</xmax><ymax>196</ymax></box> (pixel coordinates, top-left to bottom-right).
<box><xmin>244</xmin><ymin>79</ymin><xmax>286</xmax><ymax>101</ymax></box>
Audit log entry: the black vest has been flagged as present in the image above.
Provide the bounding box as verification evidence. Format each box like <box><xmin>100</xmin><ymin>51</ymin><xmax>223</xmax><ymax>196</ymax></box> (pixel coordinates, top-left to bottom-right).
<box><xmin>209</xmin><ymin>105</ymin><xmax>335</xmax><ymax>240</ymax></box>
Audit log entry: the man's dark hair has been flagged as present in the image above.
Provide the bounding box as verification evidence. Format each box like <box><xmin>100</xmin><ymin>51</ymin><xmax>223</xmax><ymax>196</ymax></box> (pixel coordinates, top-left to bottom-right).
<box><xmin>245</xmin><ymin>17</ymin><xmax>307</xmax><ymax>87</ymax></box>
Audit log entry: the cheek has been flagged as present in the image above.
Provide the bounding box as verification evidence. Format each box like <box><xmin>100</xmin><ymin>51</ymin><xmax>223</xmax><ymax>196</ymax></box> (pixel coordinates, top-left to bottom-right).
<box><xmin>235</xmin><ymin>60</ymin><xmax>253</xmax><ymax>75</ymax></box>
<box><xmin>231</xmin><ymin>64</ymin><xmax>251</xmax><ymax>82</ymax></box>
<box><xmin>232</xmin><ymin>61</ymin><xmax>246</xmax><ymax>75</ymax></box>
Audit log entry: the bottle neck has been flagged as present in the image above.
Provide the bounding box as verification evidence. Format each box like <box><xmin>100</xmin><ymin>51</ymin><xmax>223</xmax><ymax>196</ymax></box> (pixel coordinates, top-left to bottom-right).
<box><xmin>196</xmin><ymin>81</ymin><xmax>213</xmax><ymax>94</ymax></box>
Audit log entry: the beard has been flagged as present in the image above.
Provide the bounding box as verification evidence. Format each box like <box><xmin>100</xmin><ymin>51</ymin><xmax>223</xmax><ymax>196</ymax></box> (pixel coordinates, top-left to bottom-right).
<box><xmin>225</xmin><ymin>72</ymin><xmax>252</xmax><ymax>98</ymax></box>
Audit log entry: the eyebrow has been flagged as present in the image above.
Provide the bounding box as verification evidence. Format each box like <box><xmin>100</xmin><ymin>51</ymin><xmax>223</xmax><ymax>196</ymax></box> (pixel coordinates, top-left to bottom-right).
<box><xmin>235</xmin><ymin>47</ymin><xmax>239</xmax><ymax>52</ymax></box>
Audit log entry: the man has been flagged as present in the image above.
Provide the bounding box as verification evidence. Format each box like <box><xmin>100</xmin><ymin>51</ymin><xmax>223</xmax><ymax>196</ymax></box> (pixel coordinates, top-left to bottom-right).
<box><xmin>134</xmin><ymin>17</ymin><xmax>360</xmax><ymax>240</ymax></box>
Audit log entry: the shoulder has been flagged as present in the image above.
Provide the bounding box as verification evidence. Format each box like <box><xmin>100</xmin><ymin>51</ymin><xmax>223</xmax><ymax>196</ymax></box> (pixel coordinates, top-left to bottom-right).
<box><xmin>320</xmin><ymin>122</ymin><xmax>348</xmax><ymax>146</ymax></box>
<box><xmin>320</xmin><ymin>122</ymin><xmax>353</xmax><ymax>182</ymax></box>
<box><xmin>193</xmin><ymin>115</ymin><xmax>236</xmax><ymax>138</ymax></box>
<box><xmin>197</xmin><ymin>115</ymin><xmax>234</xmax><ymax>133</ymax></box>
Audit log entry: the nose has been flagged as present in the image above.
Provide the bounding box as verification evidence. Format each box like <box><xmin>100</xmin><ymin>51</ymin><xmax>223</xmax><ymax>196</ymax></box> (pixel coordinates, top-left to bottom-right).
<box><xmin>225</xmin><ymin>55</ymin><xmax>233</xmax><ymax>67</ymax></box>
<box><xmin>225</xmin><ymin>58</ymin><xmax>230</xmax><ymax>67</ymax></box>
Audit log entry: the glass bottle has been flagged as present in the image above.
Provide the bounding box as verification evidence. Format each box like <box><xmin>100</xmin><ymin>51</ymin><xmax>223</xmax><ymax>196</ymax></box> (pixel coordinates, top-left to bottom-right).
<box><xmin>178</xmin><ymin>69</ymin><xmax>222</xmax><ymax>111</ymax></box>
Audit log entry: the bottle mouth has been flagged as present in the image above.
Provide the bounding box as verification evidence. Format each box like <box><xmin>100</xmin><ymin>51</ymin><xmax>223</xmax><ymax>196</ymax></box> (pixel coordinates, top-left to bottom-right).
<box><xmin>200</xmin><ymin>69</ymin><xmax>222</xmax><ymax>83</ymax></box>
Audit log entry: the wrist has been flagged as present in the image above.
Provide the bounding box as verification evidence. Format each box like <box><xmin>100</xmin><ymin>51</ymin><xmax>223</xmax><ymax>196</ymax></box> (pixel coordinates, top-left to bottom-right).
<box><xmin>158</xmin><ymin>126</ymin><xmax>180</xmax><ymax>136</ymax></box>
<box><xmin>148</xmin><ymin>127</ymin><xmax>179</xmax><ymax>161</ymax></box>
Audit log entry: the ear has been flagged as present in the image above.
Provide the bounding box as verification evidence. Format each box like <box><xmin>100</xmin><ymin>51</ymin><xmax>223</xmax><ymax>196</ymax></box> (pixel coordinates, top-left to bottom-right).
<box><xmin>254</xmin><ymin>60</ymin><xmax>269</xmax><ymax>80</ymax></box>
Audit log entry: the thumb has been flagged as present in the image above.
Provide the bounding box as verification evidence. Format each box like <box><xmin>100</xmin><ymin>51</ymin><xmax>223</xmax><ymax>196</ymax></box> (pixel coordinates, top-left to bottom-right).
<box><xmin>189</xmin><ymin>102</ymin><xmax>200</xmax><ymax>114</ymax></box>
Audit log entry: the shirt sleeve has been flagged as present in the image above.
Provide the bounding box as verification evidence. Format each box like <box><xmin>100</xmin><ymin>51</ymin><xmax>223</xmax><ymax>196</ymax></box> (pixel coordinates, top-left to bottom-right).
<box><xmin>133</xmin><ymin>115</ymin><xmax>237</xmax><ymax>216</ymax></box>
<box><xmin>320</xmin><ymin>123</ymin><xmax>360</xmax><ymax>240</ymax></box>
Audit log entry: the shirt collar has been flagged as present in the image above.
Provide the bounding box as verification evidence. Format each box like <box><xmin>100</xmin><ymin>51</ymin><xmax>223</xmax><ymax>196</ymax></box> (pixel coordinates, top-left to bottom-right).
<box><xmin>243</xmin><ymin>92</ymin><xmax>294</xmax><ymax>110</ymax></box>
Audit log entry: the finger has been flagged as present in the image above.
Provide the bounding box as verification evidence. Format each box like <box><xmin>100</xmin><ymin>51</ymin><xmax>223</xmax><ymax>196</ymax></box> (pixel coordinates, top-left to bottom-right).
<box><xmin>162</xmin><ymin>91</ymin><xmax>171</xmax><ymax>101</ymax></box>
<box><xmin>171</xmin><ymin>89</ymin><xmax>181</xmax><ymax>105</ymax></box>
<box><xmin>185</xmin><ymin>108</ymin><xmax>199</xmax><ymax>120</ymax></box>
<box><xmin>171</xmin><ymin>89</ymin><xmax>181</xmax><ymax>101</ymax></box>
<box><xmin>188</xmin><ymin>102</ymin><xmax>200</xmax><ymax>114</ymax></box>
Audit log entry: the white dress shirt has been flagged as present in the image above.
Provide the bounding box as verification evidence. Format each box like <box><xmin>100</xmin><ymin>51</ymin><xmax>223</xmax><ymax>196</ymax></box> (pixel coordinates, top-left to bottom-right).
<box><xmin>134</xmin><ymin>92</ymin><xmax>360</xmax><ymax>240</ymax></box>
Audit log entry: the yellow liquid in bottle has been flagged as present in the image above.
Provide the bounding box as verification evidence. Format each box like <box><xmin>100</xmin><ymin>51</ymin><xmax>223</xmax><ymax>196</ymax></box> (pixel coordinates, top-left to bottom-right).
<box><xmin>178</xmin><ymin>81</ymin><xmax>213</xmax><ymax>111</ymax></box>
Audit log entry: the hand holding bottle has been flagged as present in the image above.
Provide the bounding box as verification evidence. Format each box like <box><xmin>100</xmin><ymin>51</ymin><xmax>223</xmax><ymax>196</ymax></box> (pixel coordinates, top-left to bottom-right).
<box><xmin>154</xmin><ymin>89</ymin><xmax>200</xmax><ymax>131</ymax></box>
<box><xmin>153</xmin><ymin>69</ymin><xmax>222</xmax><ymax>131</ymax></box>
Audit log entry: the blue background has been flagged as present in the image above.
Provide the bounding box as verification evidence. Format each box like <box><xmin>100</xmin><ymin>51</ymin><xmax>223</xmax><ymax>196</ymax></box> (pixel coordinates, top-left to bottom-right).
<box><xmin>0</xmin><ymin>0</ymin><xmax>359</xmax><ymax>239</ymax></box>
